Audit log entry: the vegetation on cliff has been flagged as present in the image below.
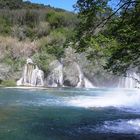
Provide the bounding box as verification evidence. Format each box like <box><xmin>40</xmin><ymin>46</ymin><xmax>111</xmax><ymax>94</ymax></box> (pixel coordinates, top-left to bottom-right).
<box><xmin>0</xmin><ymin>0</ymin><xmax>78</xmax><ymax>85</ymax></box>
<box><xmin>0</xmin><ymin>0</ymin><xmax>139</xmax><ymax>85</ymax></box>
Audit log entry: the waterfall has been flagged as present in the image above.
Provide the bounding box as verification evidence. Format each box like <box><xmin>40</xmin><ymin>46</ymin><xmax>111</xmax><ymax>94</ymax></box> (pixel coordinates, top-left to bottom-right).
<box><xmin>75</xmin><ymin>62</ymin><xmax>95</xmax><ymax>88</ymax></box>
<box><xmin>84</xmin><ymin>78</ymin><xmax>95</xmax><ymax>88</ymax></box>
<box><xmin>76</xmin><ymin>62</ymin><xmax>84</xmax><ymax>88</ymax></box>
<box><xmin>17</xmin><ymin>59</ymin><xmax>95</xmax><ymax>88</ymax></box>
<box><xmin>118</xmin><ymin>71</ymin><xmax>140</xmax><ymax>88</ymax></box>
<box><xmin>17</xmin><ymin>58</ymin><xmax>44</xmax><ymax>86</ymax></box>
<box><xmin>31</xmin><ymin>65</ymin><xmax>44</xmax><ymax>86</ymax></box>
<box><xmin>46</xmin><ymin>61</ymin><xmax>95</xmax><ymax>88</ymax></box>
<box><xmin>46</xmin><ymin>61</ymin><xmax>63</xmax><ymax>87</ymax></box>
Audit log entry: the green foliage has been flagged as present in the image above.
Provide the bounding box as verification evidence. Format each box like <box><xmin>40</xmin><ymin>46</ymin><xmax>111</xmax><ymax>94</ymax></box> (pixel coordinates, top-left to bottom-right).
<box><xmin>0</xmin><ymin>16</ymin><xmax>11</xmax><ymax>35</ymax></box>
<box><xmin>104</xmin><ymin>0</ymin><xmax>140</xmax><ymax>74</ymax></box>
<box><xmin>25</xmin><ymin>10</ymin><xmax>39</xmax><ymax>28</ymax></box>
<box><xmin>46</xmin><ymin>11</ymin><xmax>62</xmax><ymax>28</ymax></box>
<box><xmin>0</xmin><ymin>0</ymin><xmax>23</xmax><ymax>9</ymax></box>
<box><xmin>2</xmin><ymin>56</ymin><xmax>25</xmax><ymax>72</ymax></box>
<box><xmin>46</xmin><ymin>11</ymin><xmax>78</xmax><ymax>29</ymax></box>
<box><xmin>75</xmin><ymin>0</ymin><xmax>140</xmax><ymax>75</ymax></box>
<box><xmin>79</xmin><ymin>34</ymin><xmax>118</xmax><ymax>66</ymax></box>
<box><xmin>0</xmin><ymin>80</ymin><xmax>16</xmax><ymax>87</ymax></box>
<box><xmin>36</xmin><ymin>22</ymin><xmax>51</xmax><ymax>38</ymax></box>
<box><xmin>0</xmin><ymin>0</ymin><xmax>78</xmax><ymax>41</ymax></box>
<box><xmin>25</xmin><ymin>26</ymin><xmax>36</xmax><ymax>40</ymax></box>
<box><xmin>11</xmin><ymin>25</ymin><xmax>26</xmax><ymax>40</ymax></box>
<box><xmin>75</xmin><ymin>0</ymin><xmax>111</xmax><ymax>40</ymax></box>
<box><xmin>0</xmin><ymin>0</ymin><xmax>49</xmax><ymax>10</ymax></box>
<box><xmin>39</xmin><ymin>29</ymin><xmax>67</xmax><ymax>59</ymax></box>
<box><xmin>0</xmin><ymin>0</ymin><xmax>77</xmax><ymax>77</ymax></box>
<box><xmin>32</xmin><ymin>52</ymin><xmax>55</xmax><ymax>73</ymax></box>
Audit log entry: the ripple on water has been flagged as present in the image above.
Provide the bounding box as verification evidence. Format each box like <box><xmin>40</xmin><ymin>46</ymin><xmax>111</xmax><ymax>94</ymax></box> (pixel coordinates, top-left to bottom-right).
<box><xmin>97</xmin><ymin>119</ymin><xmax>140</xmax><ymax>134</ymax></box>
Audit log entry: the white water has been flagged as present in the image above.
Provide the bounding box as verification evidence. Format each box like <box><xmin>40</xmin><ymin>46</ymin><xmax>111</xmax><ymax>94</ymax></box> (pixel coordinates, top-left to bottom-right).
<box><xmin>118</xmin><ymin>72</ymin><xmax>140</xmax><ymax>88</ymax></box>
<box><xmin>76</xmin><ymin>62</ymin><xmax>95</xmax><ymax>88</ymax></box>
<box><xmin>17</xmin><ymin>59</ymin><xmax>140</xmax><ymax>89</ymax></box>
<box><xmin>98</xmin><ymin>119</ymin><xmax>140</xmax><ymax>134</ymax></box>
<box><xmin>67</xmin><ymin>88</ymin><xmax>140</xmax><ymax>134</ymax></box>
<box><xmin>76</xmin><ymin>62</ymin><xmax>84</xmax><ymax>88</ymax></box>
<box><xmin>31</xmin><ymin>66</ymin><xmax>44</xmax><ymax>86</ymax></box>
<box><xmin>17</xmin><ymin>58</ymin><xmax>44</xmax><ymax>86</ymax></box>
<box><xmin>47</xmin><ymin>61</ymin><xmax>95</xmax><ymax>88</ymax></box>
<box><xmin>84</xmin><ymin>78</ymin><xmax>95</xmax><ymax>88</ymax></box>
<box><xmin>68</xmin><ymin>89</ymin><xmax>140</xmax><ymax>111</ymax></box>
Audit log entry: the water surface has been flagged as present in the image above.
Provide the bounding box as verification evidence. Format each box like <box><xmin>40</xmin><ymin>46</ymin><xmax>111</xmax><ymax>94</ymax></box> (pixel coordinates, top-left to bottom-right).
<box><xmin>0</xmin><ymin>88</ymin><xmax>140</xmax><ymax>140</ymax></box>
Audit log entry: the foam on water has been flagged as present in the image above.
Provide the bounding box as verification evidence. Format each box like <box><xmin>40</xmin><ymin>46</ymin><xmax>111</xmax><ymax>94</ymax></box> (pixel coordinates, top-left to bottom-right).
<box><xmin>68</xmin><ymin>89</ymin><xmax>140</xmax><ymax>111</ymax></box>
<box><xmin>98</xmin><ymin>119</ymin><xmax>140</xmax><ymax>134</ymax></box>
<box><xmin>6</xmin><ymin>88</ymin><xmax>140</xmax><ymax>114</ymax></box>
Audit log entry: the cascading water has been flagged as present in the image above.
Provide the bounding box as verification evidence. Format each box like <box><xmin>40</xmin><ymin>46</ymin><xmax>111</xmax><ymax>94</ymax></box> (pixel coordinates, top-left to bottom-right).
<box><xmin>118</xmin><ymin>71</ymin><xmax>140</xmax><ymax>88</ymax></box>
<box><xmin>46</xmin><ymin>61</ymin><xmax>95</xmax><ymax>88</ymax></box>
<box><xmin>17</xmin><ymin>58</ymin><xmax>44</xmax><ymax>86</ymax></box>
<box><xmin>84</xmin><ymin>78</ymin><xmax>95</xmax><ymax>88</ymax></box>
<box><xmin>75</xmin><ymin>62</ymin><xmax>95</xmax><ymax>88</ymax></box>
<box><xmin>46</xmin><ymin>61</ymin><xmax>63</xmax><ymax>87</ymax></box>
<box><xmin>76</xmin><ymin>62</ymin><xmax>84</xmax><ymax>88</ymax></box>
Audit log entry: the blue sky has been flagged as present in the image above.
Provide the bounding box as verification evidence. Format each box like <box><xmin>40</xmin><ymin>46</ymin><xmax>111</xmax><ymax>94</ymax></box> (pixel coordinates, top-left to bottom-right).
<box><xmin>29</xmin><ymin>0</ymin><xmax>119</xmax><ymax>11</ymax></box>
<box><xmin>29</xmin><ymin>0</ymin><xmax>77</xmax><ymax>11</ymax></box>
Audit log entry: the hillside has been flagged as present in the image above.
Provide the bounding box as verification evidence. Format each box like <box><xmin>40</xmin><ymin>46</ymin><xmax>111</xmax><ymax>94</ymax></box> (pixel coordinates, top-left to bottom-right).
<box><xmin>0</xmin><ymin>0</ymin><xmax>80</xmax><ymax>86</ymax></box>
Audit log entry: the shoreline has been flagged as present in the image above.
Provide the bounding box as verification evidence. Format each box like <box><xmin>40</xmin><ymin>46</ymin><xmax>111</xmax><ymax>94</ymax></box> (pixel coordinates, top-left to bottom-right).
<box><xmin>3</xmin><ymin>86</ymin><xmax>50</xmax><ymax>90</ymax></box>
<box><xmin>1</xmin><ymin>86</ymin><xmax>140</xmax><ymax>91</ymax></box>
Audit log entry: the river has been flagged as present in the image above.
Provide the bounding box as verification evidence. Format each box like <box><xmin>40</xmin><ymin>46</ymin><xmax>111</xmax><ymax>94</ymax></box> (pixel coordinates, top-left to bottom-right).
<box><xmin>0</xmin><ymin>88</ymin><xmax>140</xmax><ymax>140</ymax></box>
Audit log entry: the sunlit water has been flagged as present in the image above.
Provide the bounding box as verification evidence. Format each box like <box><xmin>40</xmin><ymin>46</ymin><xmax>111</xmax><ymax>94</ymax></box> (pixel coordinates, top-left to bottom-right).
<box><xmin>0</xmin><ymin>87</ymin><xmax>140</xmax><ymax>140</ymax></box>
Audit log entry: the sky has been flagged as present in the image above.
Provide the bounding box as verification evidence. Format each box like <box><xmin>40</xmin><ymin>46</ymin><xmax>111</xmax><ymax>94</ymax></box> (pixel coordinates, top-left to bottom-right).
<box><xmin>29</xmin><ymin>0</ymin><xmax>119</xmax><ymax>12</ymax></box>
<box><xmin>29</xmin><ymin>0</ymin><xmax>77</xmax><ymax>11</ymax></box>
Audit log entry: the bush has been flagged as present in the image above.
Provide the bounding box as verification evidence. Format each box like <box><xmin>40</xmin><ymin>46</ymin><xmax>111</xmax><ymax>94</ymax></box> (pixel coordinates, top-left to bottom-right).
<box><xmin>0</xmin><ymin>16</ymin><xmax>11</xmax><ymax>35</ymax></box>
<box><xmin>38</xmin><ymin>29</ymin><xmax>66</xmax><ymax>59</ymax></box>
<box><xmin>25</xmin><ymin>10</ymin><xmax>39</xmax><ymax>28</ymax></box>
<box><xmin>36</xmin><ymin>22</ymin><xmax>50</xmax><ymax>38</ymax></box>
<box><xmin>45</xmin><ymin>11</ymin><xmax>61</xmax><ymax>28</ymax></box>
<box><xmin>0</xmin><ymin>0</ymin><xmax>23</xmax><ymax>9</ymax></box>
<box><xmin>11</xmin><ymin>25</ymin><xmax>26</xmax><ymax>40</ymax></box>
<box><xmin>32</xmin><ymin>52</ymin><xmax>55</xmax><ymax>73</ymax></box>
<box><xmin>0</xmin><ymin>36</ymin><xmax>39</xmax><ymax>59</ymax></box>
<box><xmin>46</xmin><ymin>11</ymin><xmax>78</xmax><ymax>29</ymax></box>
<box><xmin>1</xmin><ymin>80</ymin><xmax>16</xmax><ymax>87</ymax></box>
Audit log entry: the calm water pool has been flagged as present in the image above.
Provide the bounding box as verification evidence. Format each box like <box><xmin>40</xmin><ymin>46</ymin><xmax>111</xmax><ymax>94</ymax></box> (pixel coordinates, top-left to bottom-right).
<box><xmin>0</xmin><ymin>88</ymin><xmax>140</xmax><ymax>140</ymax></box>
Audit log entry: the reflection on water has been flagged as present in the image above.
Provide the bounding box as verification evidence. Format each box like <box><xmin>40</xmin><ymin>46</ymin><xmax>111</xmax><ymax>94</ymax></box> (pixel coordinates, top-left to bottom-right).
<box><xmin>0</xmin><ymin>88</ymin><xmax>140</xmax><ymax>140</ymax></box>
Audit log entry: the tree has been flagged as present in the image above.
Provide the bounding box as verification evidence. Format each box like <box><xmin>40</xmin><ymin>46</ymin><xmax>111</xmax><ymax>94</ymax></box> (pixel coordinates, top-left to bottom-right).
<box><xmin>75</xmin><ymin>0</ymin><xmax>140</xmax><ymax>75</ymax></box>
<box><xmin>74</xmin><ymin>0</ymin><xmax>112</xmax><ymax>51</ymax></box>
<box><xmin>105</xmin><ymin>0</ymin><xmax>140</xmax><ymax>74</ymax></box>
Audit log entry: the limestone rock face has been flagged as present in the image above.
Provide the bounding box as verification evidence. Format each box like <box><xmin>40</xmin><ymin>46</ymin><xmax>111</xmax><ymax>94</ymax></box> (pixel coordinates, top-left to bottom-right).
<box><xmin>63</xmin><ymin>62</ymin><xmax>84</xmax><ymax>87</ymax></box>
<box><xmin>45</xmin><ymin>60</ymin><xmax>63</xmax><ymax>87</ymax></box>
<box><xmin>46</xmin><ymin>60</ymin><xmax>94</xmax><ymax>88</ymax></box>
